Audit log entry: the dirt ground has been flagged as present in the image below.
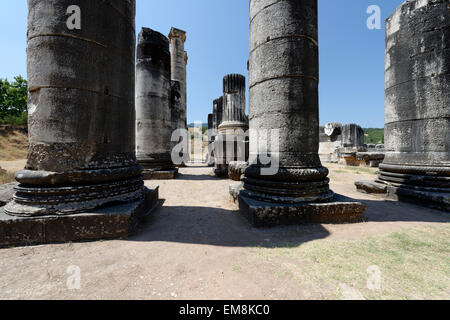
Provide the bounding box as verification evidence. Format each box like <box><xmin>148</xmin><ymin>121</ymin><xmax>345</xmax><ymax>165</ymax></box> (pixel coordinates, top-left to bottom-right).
<box><xmin>0</xmin><ymin>163</ymin><xmax>449</xmax><ymax>300</ymax></box>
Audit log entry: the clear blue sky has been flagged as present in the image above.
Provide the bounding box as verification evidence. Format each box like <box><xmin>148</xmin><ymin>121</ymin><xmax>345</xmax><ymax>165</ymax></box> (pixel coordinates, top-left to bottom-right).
<box><xmin>0</xmin><ymin>0</ymin><xmax>405</xmax><ymax>128</ymax></box>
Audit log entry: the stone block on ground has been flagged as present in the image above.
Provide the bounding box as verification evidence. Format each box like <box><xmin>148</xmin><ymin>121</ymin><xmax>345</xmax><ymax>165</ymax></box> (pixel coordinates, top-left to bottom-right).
<box><xmin>0</xmin><ymin>186</ymin><xmax>159</xmax><ymax>248</ymax></box>
<box><xmin>236</xmin><ymin>194</ymin><xmax>365</xmax><ymax>228</ymax></box>
<box><xmin>142</xmin><ymin>169</ymin><xmax>178</xmax><ymax>180</ymax></box>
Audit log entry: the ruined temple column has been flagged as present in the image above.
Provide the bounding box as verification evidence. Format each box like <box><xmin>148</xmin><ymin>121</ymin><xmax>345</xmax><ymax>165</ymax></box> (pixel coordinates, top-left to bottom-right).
<box><xmin>342</xmin><ymin>124</ymin><xmax>365</xmax><ymax>148</ymax></box>
<box><xmin>1</xmin><ymin>0</ymin><xmax>159</xmax><ymax>246</ymax></box>
<box><xmin>136</xmin><ymin>28</ymin><xmax>177</xmax><ymax>180</ymax></box>
<box><xmin>212</xmin><ymin>96</ymin><xmax>229</xmax><ymax>177</ymax></box>
<box><xmin>169</xmin><ymin>28</ymin><xmax>188</xmax><ymax>164</ymax></box>
<box><xmin>356</xmin><ymin>0</ymin><xmax>449</xmax><ymax>211</ymax></box>
<box><xmin>217</xmin><ymin>74</ymin><xmax>249</xmax><ymax>180</ymax></box>
<box><xmin>219</xmin><ymin>74</ymin><xmax>248</xmax><ymax>134</ymax></box>
<box><xmin>206</xmin><ymin>113</ymin><xmax>215</xmax><ymax>166</ymax></box>
<box><xmin>168</xmin><ymin>28</ymin><xmax>187</xmax><ymax>132</ymax></box>
<box><xmin>234</xmin><ymin>0</ymin><xmax>365</xmax><ymax>226</ymax></box>
<box><xmin>214</xmin><ymin>97</ymin><xmax>224</xmax><ymax>130</ymax></box>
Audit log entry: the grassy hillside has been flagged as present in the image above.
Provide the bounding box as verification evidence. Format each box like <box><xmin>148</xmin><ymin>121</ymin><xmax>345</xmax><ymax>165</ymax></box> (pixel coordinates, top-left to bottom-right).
<box><xmin>364</xmin><ymin>128</ymin><xmax>384</xmax><ymax>144</ymax></box>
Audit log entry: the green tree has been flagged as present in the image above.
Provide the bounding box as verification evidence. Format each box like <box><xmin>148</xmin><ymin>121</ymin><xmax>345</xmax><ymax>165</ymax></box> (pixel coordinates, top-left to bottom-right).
<box><xmin>0</xmin><ymin>76</ymin><xmax>28</xmax><ymax>125</ymax></box>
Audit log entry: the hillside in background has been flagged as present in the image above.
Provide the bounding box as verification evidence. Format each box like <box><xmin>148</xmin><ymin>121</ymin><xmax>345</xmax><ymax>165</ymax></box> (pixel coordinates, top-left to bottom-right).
<box><xmin>364</xmin><ymin>128</ymin><xmax>384</xmax><ymax>144</ymax></box>
<box><xmin>0</xmin><ymin>125</ymin><xmax>28</xmax><ymax>161</ymax></box>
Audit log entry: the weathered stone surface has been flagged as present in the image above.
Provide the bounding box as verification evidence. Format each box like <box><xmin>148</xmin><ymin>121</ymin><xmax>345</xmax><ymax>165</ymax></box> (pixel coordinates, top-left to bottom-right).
<box><xmin>168</xmin><ymin>28</ymin><xmax>187</xmax><ymax>132</ymax></box>
<box><xmin>0</xmin><ymin>183</ymin><xmax>18</xmax><ymax>207</ymax></box>
<box><xmin>215</xmin><ymin>74</ymin><xmax>249</xmax><ymax>177</ymax></box>
<box><xmin>234</xmin><ymin>193</ymin><xmax>365</xmax><ymax>228</ymax></box>
<box><xmin>136</xmin><ymin>27</ymin><xmax>176</xmax><ymax>175</ymax></box>
<box><xmin>237</xmin><ymin>0</ymin><xmax>366</xmax><ymax>223</ymax></box>
<box><xmin>219</xmin><ymin>74</ymin><xmax>248</xmax><ymax>133</ymax></box>
<box><xmin>245</xmin><ymin>0</ymin><xmax>330</xmax><ymax>201</ymax></box>
<box><xmin>342</xmin><ymin>124</ymin><xmax>365</xmax><ymax>148</ymax></box>
<box><xmin>0</xmin><ymin>186</ymin><xmax>159</xmax><ymax>248</ymax></box>
<box><xmin>228</xmin><ymin>161</ymin><xmax>249</xmax><ymax>181</ymax></box>
<box><xmin>355</xmin><ymin>180</ymin><xmax>388</xmax><ymax>194</ymax></box>
<box><xmin>324</xmin><ymin>122</ymin><xmax>343</xmax><ymax>139</ymax></box>
<box><xmin>5</xmin><ymin>0</ymin><xmax>151</xmax><ymax>218</ymax></box>
<box><xmin>357</xmin><ymin>0</ymin><xmax>449</xmax><ymax>212</ymax></box>
<box><xmin>213</xmin><ymin>97</ymin><xmax>224</xmax><ymax>129</ymax></box>
<box><xmin>142</xmin><ymin>169</ymin><xmax>178</xmax><ymax>180</ymax></box>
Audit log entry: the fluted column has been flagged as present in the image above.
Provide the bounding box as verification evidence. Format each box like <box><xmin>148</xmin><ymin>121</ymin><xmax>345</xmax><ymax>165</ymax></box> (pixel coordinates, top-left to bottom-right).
<box><xmin>242</xmin><ymin>0</ymin><xmax>332</xmax><ymax>203</ymax></box>
<box><xmin>136</xmin><ymin>28</ymin><xmax>175</xmax><ymax>175</ymax></box>
<box><xmin>219</xmin><ymin>74</ymin><xmax>248</xmax><ymax>134</ymax></box>
<box><xmin>214</xmin><ymin>97</ymin><xmax>224</xmax><ymax>129</ymax></box>
<box><xmin>5</xmin><ymin>0</ymin><xmax>143</xmax><ymax>217</ymax></box>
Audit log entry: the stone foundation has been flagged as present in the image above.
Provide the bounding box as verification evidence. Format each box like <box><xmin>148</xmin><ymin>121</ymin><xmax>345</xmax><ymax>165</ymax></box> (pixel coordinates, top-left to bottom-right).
<box><xmin>0</xmin><ymin>186</ymin><xmax>159</xmax><ymax>248</ymax></box>
<box><xmin>356</xmin><ymin>180</ymin><xmax>449</xmax><ymax>212</ymax></box>
<box><xmin>142</xmin><ymin>169</ymin><xmax>178</xmax><ymax>180</ymax></box>
<box><xmin>230</xmin><ymin>186</ymin><xmax>365</xmax><ymax>227</ymax></box>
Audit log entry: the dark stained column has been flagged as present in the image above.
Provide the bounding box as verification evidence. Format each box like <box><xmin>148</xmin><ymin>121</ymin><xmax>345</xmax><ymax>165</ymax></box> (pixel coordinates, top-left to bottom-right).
<box><xmin>219</xmin><ymin>74</ymin><xmax>248</xmax><ymax>133</ymax></box>
<box><xmin>356</xmin><ymin>0</ymin><xmax>449</xmax><ymax>212</ymax></box>
<box><xmin>243</xmin><ymin>0</ymin><xmax>332</xmax><ymax>203</ymax></box>
<box><xmin>168</xmin><ymin>28</ymin><xmax>187</xmax><ymax>132</ymax></box>
<box><xmin>136</xmin><ymin>27</ymin><xmax>176</xmax><ymax>177</ymax></box>
<box><xmin>5</xmin><ymin>0</ymin><xmax>144</xmax><ymax>216</ymax></box>
<box><xmin>233</xmin><ymin>0</ymin><xmax>365</xmax><ymax>226</ymax></box>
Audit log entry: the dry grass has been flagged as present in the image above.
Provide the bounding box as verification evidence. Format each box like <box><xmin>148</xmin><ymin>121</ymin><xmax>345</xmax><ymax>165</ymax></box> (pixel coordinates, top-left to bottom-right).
<box><xmin>0</xmin><ymin>170</ymin><xmax>16</xmax><ymax>184</ymax></box>
<box><xmin>0</xmin><ymin>129</ymin><xmax>28</xmax><ymax>161</ymax></box>
<box><xmin>254</xmin><ymin>225</ymin><xmax>450</xmax><ymax>300</ymax></box>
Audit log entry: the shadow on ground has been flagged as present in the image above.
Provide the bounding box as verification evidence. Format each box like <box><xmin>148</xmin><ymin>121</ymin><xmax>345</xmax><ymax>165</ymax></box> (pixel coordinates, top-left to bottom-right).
<box><xmin>131</xmin><ymin>203</ymin><xmax>332</xmax><ymax>248</ymax></box>
<box><xmin>134</xmin><ymin>169</ymin><xmax>450</xmax><ymax>248</ymax></box>
<box><xmin>130</xmin><ymin>197</ymin><xmax>449</xmax><ymax>249</ymax></box>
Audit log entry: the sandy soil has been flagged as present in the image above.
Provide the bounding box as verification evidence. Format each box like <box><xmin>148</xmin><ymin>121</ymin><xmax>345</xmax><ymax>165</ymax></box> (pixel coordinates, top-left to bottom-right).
<box><xmin>0</xmin><ymin>159</ymin><xmax>26</xmax><ymax>173</ymax></box>
<box><xmin>0</xmin><ymin>164</ymin><xmax>448</xmax><ymax>300</ymax></box>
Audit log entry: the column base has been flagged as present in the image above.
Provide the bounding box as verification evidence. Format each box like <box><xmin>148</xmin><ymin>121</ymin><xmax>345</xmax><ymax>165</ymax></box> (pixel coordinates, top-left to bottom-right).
<box><xmin>142</xmin><ymin>168</ymin><xmax>178</xmax><ymax>180</ymax></box>
<box><xmin>0</xmin><ymin>186</ymin><xmax>159</xmax><ymax>248</ymax></box>
<box><xmin>228</xmin><ymin>161</ymin><xmax>249</xmax><ymax>181</ymax></box>
<box><xmin>230</xmin><ymin>184</ymin><xmax>365</xmax><ymax>227</ymax></box>
<box><xmin>355</xmin><ymin>180</ymin><xmax>449</xmax><ymax>212</ymax></box>
<box><xmin>214</xmin><ymin>165</ymin><xmax>228</xmax><ymax>178</ymax></box>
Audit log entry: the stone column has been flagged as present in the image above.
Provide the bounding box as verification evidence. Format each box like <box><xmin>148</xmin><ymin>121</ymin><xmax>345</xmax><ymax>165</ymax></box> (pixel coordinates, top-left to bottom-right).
<box><xmin>356</xmin><ymin>0</ymin><xmax>449</xmax><ymax>211</ymax></box>
<box><xmin>233</xmin><ymin>0</ymin><xmax>365</xmax><ymax>226</ymax></box>
<box><xmin>206</xmin><ymin>113</ymin><xmax>215</xmax><ymax>166</ymax></box>
<box><xmin>342</xmin><ymin>124</ymin><xmax>365</xmax><ymax>148</ymax></box>
<box><xmin>1</xmin><ymin>0</ymin><xmax>159</xmax><ymax>246</ymax></box>
<box><xmin>168</xmin><ymin>28</ymin><xmax>187</xmax><ymax>131</ymax></box>
<box><xmin>218</xmin><ymin>74</ymin><xmax>249</xmax><ymax>180</ymax></box>
<box><xmin>219</xmin><ymin>74</ymin><xmax>248</xmax><ymax>134</ymax></box>
<box><xmin>136</xmin><ymin>28</ymin><xmax>177</xmax><ymax>179</ymax></box>
<box><xmin>169</xmin><ymin>28</ymin><xmax>188</xmax><ymax>164</ymax></box>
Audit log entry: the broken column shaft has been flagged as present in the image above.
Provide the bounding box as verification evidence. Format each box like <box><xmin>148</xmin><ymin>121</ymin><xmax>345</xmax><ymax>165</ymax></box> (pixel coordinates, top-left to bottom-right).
<box><xmin>356</xmin><ymin>0</ymin><xmax>449</xmax><ymax>211</ymax></box>
<box><xmin>219</xmin><ymin>74</ymin><xmax>248</xmax><ymax>134</ymax></box>
<box><xmin>216</xmin><ymin>74</ymin><xmax>249</xmax><ymax>179</ymax></box>
<box><xmin>136</xmin><ymin>27</ymin><xmax>177</xmax><ymax>179</ymax></box>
